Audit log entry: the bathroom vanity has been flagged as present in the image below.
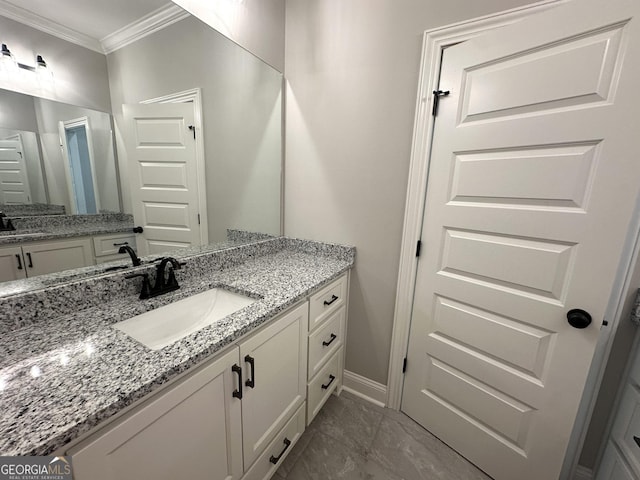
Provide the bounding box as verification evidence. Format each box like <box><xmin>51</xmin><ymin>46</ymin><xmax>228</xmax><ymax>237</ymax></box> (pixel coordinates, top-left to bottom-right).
<box><xmin>0</xmin><ymin>213</ymin><xmax>136</xmax><ymax>282</ymax></box>
<box><xmin>0</xmin><ymin>236</ymin><xmax>354</xmax><ymax>480</ymax></box>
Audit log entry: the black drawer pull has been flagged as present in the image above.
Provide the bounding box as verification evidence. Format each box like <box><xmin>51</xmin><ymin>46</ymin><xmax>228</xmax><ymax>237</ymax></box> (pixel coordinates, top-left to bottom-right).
<box><xmin>269</xmin><ymin>438</ymin><xmax>291</xmax><ymax>464</ymax></box>
<box><xmin>15</xmin><ymin>254</ymin><xmax>22</xmax><ymax>270</ymax></box>
<box><xmin>232</xmin><ymin>364</ymin><xmax>242</xmax><ymax>399</ymax></box>
<box><xmin>323</xmin><ymin>295</ymin><xmax>338</xmax><ymax>306</ymax></box>
<box><xmin>322</xmin><ymin>333</ymin><xmax>337</xmax><ymax>347</ymax></box>
<box><xmin>634</xmin><ymin>436</ymin><xmax>640</xmax><ymax>448</ymax></box>
<box><xmin>113</xmin><ymin>242</ymin><xmax>129</xmax><ymax>246</ymax></box>
<box><xmin>321</xmin><ymin>374</ymin><xmax>336</xmax><ymax>390</ymax></box>
<box><xmin>245</xmin><ymin>355</ymin><xmax>255</xmax><ymax>388</ymax></box>
<box><xmin>26</xmin><ymin>252</ymin><xmax>33</xmax><ymax>268</ymax></box>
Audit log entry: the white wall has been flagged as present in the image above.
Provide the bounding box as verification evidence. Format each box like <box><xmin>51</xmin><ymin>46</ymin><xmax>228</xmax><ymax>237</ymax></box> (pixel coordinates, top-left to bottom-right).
<box><xmin>171</xmin><ymin>0</ymin><xmax>285</xmax><ymax>72</ymax></box>
<box><xmin>284</xmin><ymin>0</ymin><xmax>543</xmax><ymax>385</ymax></box>
<box><xmin>107</xmin><ymin>15</ymin><xmax>282</xmax><ymax>240</ymax></box>
<box><xmin>0</xmin><ymin>16</ymin><xmax>111</xmax><ymax>112</ymax></box>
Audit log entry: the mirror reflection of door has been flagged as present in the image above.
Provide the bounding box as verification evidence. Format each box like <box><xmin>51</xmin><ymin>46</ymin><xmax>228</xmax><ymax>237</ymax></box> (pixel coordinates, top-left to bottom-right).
<box><xmin>59</xmin><ymin>117</ymin><xmax>100</xmax><ymax>214</ymax></box>
<box><xmin>0</xmin><ymin>135</ymin><xmax>32</xmax><ymax>204</ymax></box>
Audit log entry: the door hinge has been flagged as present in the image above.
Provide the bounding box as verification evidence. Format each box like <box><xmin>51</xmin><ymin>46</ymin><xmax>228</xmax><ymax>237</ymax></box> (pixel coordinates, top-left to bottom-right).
<box><xmin>197</xmin><ymin>213</ymin><xmax>201</xmax><ymax>225</ymax></box>
<box><xmin>416</xmin><ymin>240</ymin><xmax>422</xmax><ymax>257</ymax></box>
<box><xmin>402</xmin><ymin>357</ymin><xmax>407</xmax><ymax>373</ymax></box>
<box><xmin>432</xmin><ymin>89</ymin><xmax>450</xmax><ymax>116</ymax></box>
<box><xmin>188</xmin><ymin>124</ymin><xmax>196</xmax><ymax>139</ymax></box>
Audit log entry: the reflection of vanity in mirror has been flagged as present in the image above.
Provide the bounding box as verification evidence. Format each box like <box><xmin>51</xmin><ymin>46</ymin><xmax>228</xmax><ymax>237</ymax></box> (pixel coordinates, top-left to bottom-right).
<box><xmin>0</xmin><ymin>4</ymin><xmax>283</xmax><ymax>290</ymax></box>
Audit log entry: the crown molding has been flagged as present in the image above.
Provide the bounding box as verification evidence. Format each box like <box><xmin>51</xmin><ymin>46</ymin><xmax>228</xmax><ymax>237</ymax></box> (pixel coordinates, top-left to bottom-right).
<box><xmin>100</xmin><ymin>3</ymin><xmax>189</xmax><ymax>54</ymax></box>
<box><xmin>0</xmin><ymin>0</ymin><xmax>103</xmax><ymax>53</ymax></box>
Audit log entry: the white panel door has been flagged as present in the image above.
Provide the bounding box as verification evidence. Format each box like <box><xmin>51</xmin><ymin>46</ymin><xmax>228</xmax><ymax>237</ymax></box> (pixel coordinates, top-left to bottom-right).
<box><xmin>0</xmin><ymin>139</ymin><xmax>31</xmax><ymax>204</ymax></box>
<box><xmin>123</xmin><ymin>103</ymin><xmax>201</xmax><ymax>256</ymax></box>
<box><xmin>401</xmin><ymin>1</ymin><xmax>640</xmax><ymax>479</ymax></box>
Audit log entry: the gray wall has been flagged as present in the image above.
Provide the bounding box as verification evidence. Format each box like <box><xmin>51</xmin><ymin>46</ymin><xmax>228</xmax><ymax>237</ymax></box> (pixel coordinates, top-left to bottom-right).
<box><xmin>172</xmin><ymin>0</ymin><xmax>286</xmax><ymax>72</ymax></box>
<box><xmin>108</xmin><ymin>15</ymin><xmax>282</xmax><ymax>241</ymax></box>
<box><xmin>284</xmin><ymin>0</ymin><xmax>540</xmax><ymax>387</ymax></box>
<box><xmin>0</xmin><ymin>89</ymin><xmax>38</xmax><ymax>132</ymax></box>
<box><xmin>0</xmin><ymin>16</ymin><xmax>111</xmax><ymax>112</ymax></box>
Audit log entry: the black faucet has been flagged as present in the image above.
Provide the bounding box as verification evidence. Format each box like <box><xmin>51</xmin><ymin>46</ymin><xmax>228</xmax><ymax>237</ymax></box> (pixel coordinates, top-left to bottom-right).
<box><xmin>118</xmin><ymin>244</ymin><xmax>141</xmax><ymax>266</ymax></box>
<box><xmin>0</xmin><ymin>213</ymin><xmax>15</xmax><ymax>231</ymax></box>
<box><xmin>153</xmin><ymin>257</ymin><xmax>183</xmax><ymax>294</ymax></box>
<box><xmin>125</xmin><ymin>257</ymin><xmax>184</xmax><ymax>300</ymax></box>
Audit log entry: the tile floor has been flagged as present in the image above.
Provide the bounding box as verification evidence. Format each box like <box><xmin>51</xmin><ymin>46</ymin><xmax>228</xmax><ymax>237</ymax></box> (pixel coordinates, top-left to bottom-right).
<box><xmin>275</xmin><ymin>391</ymin><xmax>492</xmax><ymax>480</ymax></box>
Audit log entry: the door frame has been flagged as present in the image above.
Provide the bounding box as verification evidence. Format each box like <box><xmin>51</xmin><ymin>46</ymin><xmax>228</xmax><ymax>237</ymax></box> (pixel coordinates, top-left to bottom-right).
<box><xmin>385</xmin><ymin>0</ymin><xmax>639</xmax><ymax>478</ymax></box>
<box><xmin>59</xmin><ymin>116</ymin><xmax>101</xmax><ymax>214</ymax></box>
<box><xmin>140</xmin><ymin>87</ymin><xmax>209</xmax><ymax>246</ymax></box>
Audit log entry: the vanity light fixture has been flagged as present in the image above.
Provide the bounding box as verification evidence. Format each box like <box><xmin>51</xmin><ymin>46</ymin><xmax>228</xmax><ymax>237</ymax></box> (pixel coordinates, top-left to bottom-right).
<box><xmin>0</xmin><ymin>43</ymin><xmax>18</xmax><ymax>74</ymax></box>
<box><xmin>0</xmin><ymin>43</ymin><xmax>53</xmax><ymax>79</ymax></box>
<box><xmin>35</xmin><ymin>54</ymin><xmax>53</xmax><ymax>81</ymax></box>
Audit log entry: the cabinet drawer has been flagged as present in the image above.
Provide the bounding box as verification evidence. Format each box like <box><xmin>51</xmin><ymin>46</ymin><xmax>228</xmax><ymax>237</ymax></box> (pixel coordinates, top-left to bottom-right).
<box><xmin>612</xmin><ymin>385</ymin><xmax>640</xmax><ymax>475</ymax></box>
<box><xmin>308</xmin><ymin>307</ymin><xmax>345</xmax><ymax>379</ymax></box>
<box><xmin>242</xmin><ymin>404</ymin><xmax>306</xmax><ymax>480</ymax></box>
<box><xmin>309</xmin><ymin>274</ymin><xmax>347</xmax><ymax>332</ymax></box>
<box><xmin>307</xmin><ymin>347</ymin><xmax>342</xmax><ymax>425</ymax></box>
<box><xmin>93</xmin><ymin>233</ymin><xmax>136</xmax><ymax>257</ymax></box>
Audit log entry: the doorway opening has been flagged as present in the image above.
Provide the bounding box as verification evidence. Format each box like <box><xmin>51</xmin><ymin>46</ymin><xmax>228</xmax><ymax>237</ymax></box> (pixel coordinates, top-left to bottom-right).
<box><xmin>59</xmin><ymin>117</ymin><xmax>100</xmax><ymax>214</ymax></box>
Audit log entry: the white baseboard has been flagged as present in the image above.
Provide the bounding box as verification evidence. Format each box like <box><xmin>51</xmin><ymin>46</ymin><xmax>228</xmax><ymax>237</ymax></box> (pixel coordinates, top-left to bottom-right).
<box><xmin>574</xmin><ymin>465</ymin><xmax>593</xmax><ymax>480</ymax></box>
<box><xmin>341</xmin><ymin>370</ymin><xmax>387</xmax><ymax>407</ymax></box>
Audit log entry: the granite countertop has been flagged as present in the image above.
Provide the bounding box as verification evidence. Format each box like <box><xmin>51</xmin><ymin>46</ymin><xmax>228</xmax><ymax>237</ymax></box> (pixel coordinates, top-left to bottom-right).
<box><xmin>0</xmin><ymin>240</ymin><xmax>354</xmax><ymax>456</ymax></box>
<box><xmin>0</xmin><ymin>213</ymin><xmax>134</xmax><ymax>246</ymax></box>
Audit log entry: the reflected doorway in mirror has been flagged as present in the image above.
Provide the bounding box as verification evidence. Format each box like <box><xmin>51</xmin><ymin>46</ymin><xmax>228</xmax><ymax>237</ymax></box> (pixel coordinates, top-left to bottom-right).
<box><xmin>59</xmin><ymin>117</ymin><xmax>100</xmax><ymax>214</ymax></box>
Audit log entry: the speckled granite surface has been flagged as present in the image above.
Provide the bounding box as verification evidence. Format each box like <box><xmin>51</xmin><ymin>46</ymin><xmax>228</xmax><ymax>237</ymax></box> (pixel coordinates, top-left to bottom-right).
<box><xmin>0</xmin><ymin>214</ymin><xmax>134</xmax><ymax>246</ymax></box>
<box><xmin>0</xmin><ymin>238</ymin><xmax>355</xmax><ymax>456</ymax></box>
<box><xmin>0</xmin><ymin>204</ymin><xmax>65</xmax><ymax>216</ymax></box>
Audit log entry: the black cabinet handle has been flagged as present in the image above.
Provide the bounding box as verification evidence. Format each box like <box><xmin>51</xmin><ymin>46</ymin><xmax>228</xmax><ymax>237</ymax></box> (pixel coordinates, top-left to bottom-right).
<box><xmin>322</xmin><ymin>333</ymin><xmax>337</xmax><ymax>347</ymax></box>
<box><xmin>245</xmin><ymin>355</ymin><xmax>255</xmax><ymax>388</ymax></box>
<box><xmin>321</xmin><ymin>374</ymin><xmax>336</xmax><ymax>390</ymax></box>
<box><xmin>26</xmin><ymin>252</ymin><xmax>33</xmax><ymax>268</ymax></box>
<box><xmin>634</xmin><ymin>436</ymin><xmax>640</xmax><ymax>448</ymax></box>
<box><xmin>15</xmin><ymin>254</ymin><xmax>22</xmax><ymax>270</ymax></box>
<box><xmin>113</xmin><ymin>242</ymin><xmax>129</xmax><ymax>246</ymax></box>
<box><xmin>132</xmin><ymin>226</ymin><xmax>144</xmax><ymax>234</ymax></box>
<box><xmin>232</xmin><ymin>364</ymin><xmax>243</xmax><ymax>399</ymax></box>
<box><xmin>269</xmin><ymin>438</ymin><xmax>291</xmax><ymax>464</ymax></box>
<box><xmin>323</xmin><ymin>295</ymin><xmax>338</xmax><ymax>306</ymax></box>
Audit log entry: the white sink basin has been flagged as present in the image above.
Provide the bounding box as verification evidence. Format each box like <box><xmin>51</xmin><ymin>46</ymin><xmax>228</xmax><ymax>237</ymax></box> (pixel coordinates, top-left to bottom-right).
<box><xmin>114</xmin><ymin>288</ymin><xmax>257</xmax><ymax>350</ymax></box>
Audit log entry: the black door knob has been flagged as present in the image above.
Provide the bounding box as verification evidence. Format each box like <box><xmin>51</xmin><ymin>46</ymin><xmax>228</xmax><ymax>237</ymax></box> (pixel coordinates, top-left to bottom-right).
<box><xmin>567</xmin><ymin>309</ymin><xmax>592</xmax><ymax>329</ymax></box>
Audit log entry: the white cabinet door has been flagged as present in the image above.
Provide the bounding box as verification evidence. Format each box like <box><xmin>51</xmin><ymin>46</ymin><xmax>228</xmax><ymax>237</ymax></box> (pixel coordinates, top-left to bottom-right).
<box><xmin>0</xmin><ymin>245</ymin><xmax>26</xmax><ymax>282</ymax></box>
<box><xmin>598</xmin><ymin>443</ymin><xmax>637</xmax><ymax>480</ymax></box>
<box><xmin>23</xmin><ymin>238</ymin><xmax>94</xmax><ymax>276</ymax></box>
<box><xmin>239</xmin><ymin>303</ymin><xmax>308</xmax><ymax>469</ymax></box>
<box><xmin>70</xmin><ymin>348</ymin><xmax>243</xmax><ymax>480</ymax></box>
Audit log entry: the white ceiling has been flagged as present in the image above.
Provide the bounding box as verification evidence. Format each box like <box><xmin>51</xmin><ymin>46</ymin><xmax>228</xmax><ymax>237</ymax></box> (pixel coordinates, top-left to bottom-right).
<box><xmin>1</xmin><ymin>0</ymin><xmax>172</xmax><ymax>41</ymax></box>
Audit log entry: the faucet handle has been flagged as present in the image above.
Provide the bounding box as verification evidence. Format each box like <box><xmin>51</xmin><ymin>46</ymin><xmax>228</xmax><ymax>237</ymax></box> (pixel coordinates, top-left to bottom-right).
<box><xmin>125</xmin><ymin>273</ymin><xmax>151</xmax><ymax>299</ymax></box>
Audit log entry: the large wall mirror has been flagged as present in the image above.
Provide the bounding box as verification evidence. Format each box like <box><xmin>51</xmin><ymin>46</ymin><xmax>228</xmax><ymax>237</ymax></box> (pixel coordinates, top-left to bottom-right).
<box><xmin>0</xmin><ymin>4</ymin><xmax>283</xmax><ymax>288</ymax></box>
<box><xmin>0</xmin><ymin>90</ymin><xmax>120</xmax><ymax>214</ymax></box>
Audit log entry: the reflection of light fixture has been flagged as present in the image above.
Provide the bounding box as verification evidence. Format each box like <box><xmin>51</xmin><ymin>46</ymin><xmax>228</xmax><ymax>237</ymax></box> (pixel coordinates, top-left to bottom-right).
<box><xmin>0</xmin><ymin>43</ymin><xmax>18</xmax><ymax>75</ymax></box>
<box><xmin>36</xmin><ymin>54</ymin><xmax>53</xmax><ymax>82</ymax></box>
